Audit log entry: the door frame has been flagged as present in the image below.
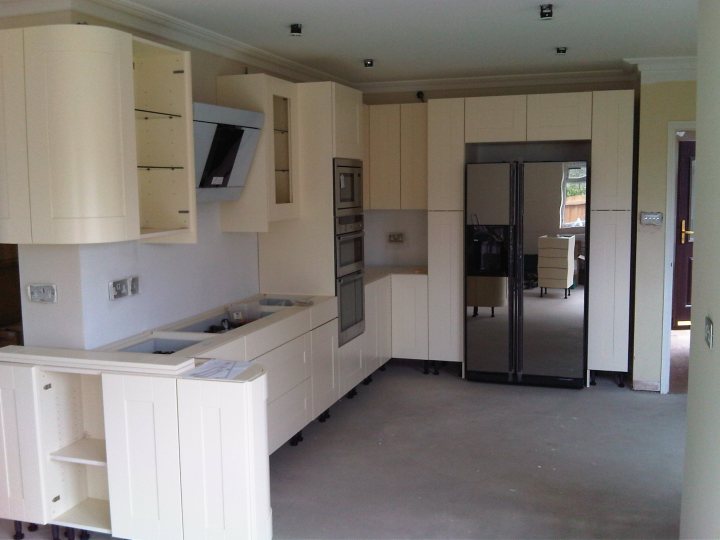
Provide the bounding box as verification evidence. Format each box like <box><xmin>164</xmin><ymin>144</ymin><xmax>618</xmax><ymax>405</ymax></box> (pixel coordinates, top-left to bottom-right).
<box><xmin>661</xmin><ymin>121</ymin><xmax>696</xmax><ymax>394</ymax></box>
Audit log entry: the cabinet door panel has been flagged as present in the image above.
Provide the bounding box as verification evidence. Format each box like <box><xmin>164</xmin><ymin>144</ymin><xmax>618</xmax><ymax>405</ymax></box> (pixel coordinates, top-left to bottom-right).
<box><xmin>337</xmin><ymin>334</ymin><xmax>363</xmax><ymax>397</ymax></box>
<box><xmin>465</xmin><ymin>95</ymin><xmax>527</xmax><ymax>143</ymax></box>
<box><xmin>333</xmin><ymin>83</ymin><xmax>364</xmax><ymax>160</ymax></box>
<box><xmin>527</xmin><ymin>92</ymin><xmax>592</xmax><ymax>141</ymax></box>
<box><xmin>363</xmin><ymin>282</ymin><xmax>379</xmax><ymax>376</ymax></box>
<box><xmin>400</xmin><ymin>103</ymin><xmax>428</xmax><ymax>209</ymax></box>
<box><xmin>428</xmin><ymin>98</ymin><xmax>465</xmax><ymax>211</ymax></box>
<box><xmin>255</xmin><ymin>334</ymin><xmax>309</xmax><ymax>402</ymax></box>
<box><xmin>102</xmin><ymin>374</ymin><xmax>182</xmax><ymax>540</ymax></box>
<box><xmin>391</xmin><ymin>274</ymin><xmax>429</xmax><ymax>360</ymax></box>
<box><xmin>590</xmin><ymin>90</ymin><xmax>634</xmax><ymax>211</ymax></box>
<box><xmin>177</xmin><ymin>377</ymin><xmax>271</xmax><ymax>540</ymax></box>
<box><xmin>0</xmin><ymin>364</ymin><xmax>44</xmax><ymax>523</ymax></box>
<box><xmin>24</xmin><ymin>25</ymin><xmax>139</xmax><ymax>244</ymax></box>
<box><xmin>377</xmin><ymin>276</ymin><xmax>392</xmax><ymax>366</ymax></box>
<box><xmin>428</xmin><ymin>211</ymin><xmax>463</xmax><ymax>362</ymax></box>
<box><xmin>369</xmin><ymin>104</ymin><xmax>401</xmax><ymax>209</ymax></box>
<box><xmin>267</xmin><ymin>378</ymin><xmax>311</xmax><ymax>454</ymax></box>
<box><xmin>588</xmin><ymin>210</ymin><xmax>631</xmax><ymax>372</ymax></box>
<box><xmin>311</xmin><ymin>319</ymin><xmax>338</xmax><ymax>417</ymax></box>
<box><xmin>0</xmin><ymin>29</ymin><xmax>31</xmax><ymax>244</ymax></box>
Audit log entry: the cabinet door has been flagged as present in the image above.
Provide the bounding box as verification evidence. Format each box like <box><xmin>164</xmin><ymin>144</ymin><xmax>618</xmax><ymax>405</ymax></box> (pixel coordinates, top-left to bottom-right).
<box><xmin>428</xmin><ymin>98</ymin><xmax>465</xmax><ymax>211</ymax></box>
<box><xmin>0</xmin><ymin>29</ymin><xmax>31</xmax><ymax>244</ymax></box>
<box><xmin>102</xmin><ymin>374</ymin><xmax>183</xmax><ymax>540</ymax></box>
<box><xmin>526</xmin><ymin>92</ymin><xmax>592</xmax><ymax>141</ymax></box>
<box><xmin>333</xmin><ymin>83</ymin><xmax>364</xmax><ymax>160</ymax></box>
<box><xmin>268</xmin><ymin>77</ymin><xmax>300</xmax><ymax>222</ymax></box>
<box><xmin>400</xmin><ymin>103</ymin><xmax>428</xmax><ymax>209</ymax></box>
<box><xmin>588</xmin><ymin>210</ymin><xmax>631</xmax><ymax>372</ymax></box>
<box><xmin>465</xmin><ymin>95</ymin><xmax>527</xmax><ymax>143</ymax></box>
<box><xmin>428</xmin><ymin>211</ymin><xmax>463</xmax><ymax>363</ymax></box>
<box><xmin>590</xmin><ymin>90</ymin><xmax>634</xmax><ymax>211</ymax></box>
<box><xmin>363</xmin><ymin>281</ymin><xmax>379</xmax><ymax>376</ymax></box>
<box><xmin>376</xmin><ymin>276</ymin><xmax>392</xmax><ymax>366</ymax></box>
<box><xmin>337</xmin><ymin>333</ymin><xmax>364</xmax><ymax>397</ymax></box>
<box><xmin>177</xmin><ymin>377</ymin><xmax>272</xmax><ymax>540</ymax></box>
<box><xmin>369</xmin><ymin>104</ymin><xmax>401</xmax><ymax>209</ymax></box>
<box><xmin>391</xmin><ymin>274</ymin><xmax>429</xmax><ymax>360</ymax></box>
<box><xmin>0</xmin><ymin>364</ymin><xmax>44</xmax><ymax>523</ymax></box>
<box><xmin>310</xmin><ymin>320</ymin><xmax>338</xmax><ymax>418</ymax></box>
<box><xmin>362</xmin><ymin>104</ymin><xmax>371</xmax><ymax>208</ymax></box>
<box><xmin>24</xmin><ymin>25</ymin><xmax>139</xmax><ymax>244</ymax></box>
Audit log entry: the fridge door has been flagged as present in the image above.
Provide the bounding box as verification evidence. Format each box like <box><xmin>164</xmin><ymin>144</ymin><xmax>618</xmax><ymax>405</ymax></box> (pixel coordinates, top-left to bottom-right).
<box><xmin>465</xmin><ymin>163</ymin><xmax>515</xmax><ymax>381</ymax></box>
<box><xmin>520</xmin><ymin>162</ymin><xmax>586</xmax><ymax>386</ymax></box>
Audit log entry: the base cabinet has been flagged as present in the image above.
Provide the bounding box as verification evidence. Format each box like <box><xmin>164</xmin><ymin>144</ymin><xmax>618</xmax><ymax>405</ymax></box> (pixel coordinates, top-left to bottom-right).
<box><xmin>363</xmin><ymin>276</ymin><xmax>392</xmax><ymax>375</ymax></box>
<box><xmin>311</xmin><ymin>319</ymin><xmax>339</xmax><ymax>418</ymax></box>
<box><xmin>337</xmin><ymin>331</ymin><xmax>364</xmax><ymax>397</ymax></box>
<box><xmin>391</xmin><ymin>274</ymin><xmax>429</xmax><ymax>360</ymax></box>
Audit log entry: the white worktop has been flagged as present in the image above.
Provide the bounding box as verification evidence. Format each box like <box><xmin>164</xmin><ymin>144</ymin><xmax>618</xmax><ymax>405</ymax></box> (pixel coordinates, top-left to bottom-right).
<box><xmin>365</xmin><ymin>265</ymin><xmax>428</xmax><ymax>284</ymax></box>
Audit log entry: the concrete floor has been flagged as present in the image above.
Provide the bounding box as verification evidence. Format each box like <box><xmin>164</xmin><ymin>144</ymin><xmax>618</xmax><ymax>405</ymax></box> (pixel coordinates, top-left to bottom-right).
<box><xmin>1</xmin><ymin>361</ymin><xmax>687</xmax><ymax>540</ymax></box>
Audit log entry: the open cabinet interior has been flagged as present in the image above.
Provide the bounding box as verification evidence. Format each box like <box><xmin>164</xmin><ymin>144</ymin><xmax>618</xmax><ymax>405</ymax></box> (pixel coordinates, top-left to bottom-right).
<box><xmin>39</xmin><ymin>371</ymin><xmax>110</xmax><ymax>534</ymax></box>
<box><xmin>133</xmin><ymin>39</ymin><xmax>196</xmax><ymax>243</ymax></box>
<box><xmin>273</xmin><ymin>95</ymin><xmax>292</xmax><ymax>205</ymax></box>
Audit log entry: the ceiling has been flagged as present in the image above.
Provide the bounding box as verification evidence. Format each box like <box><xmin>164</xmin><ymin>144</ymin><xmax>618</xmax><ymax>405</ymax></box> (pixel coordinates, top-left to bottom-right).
<box><xmin>110</xmin><ymin>0</ymin><xmax>698</xmax><ymax>85</ymax></box>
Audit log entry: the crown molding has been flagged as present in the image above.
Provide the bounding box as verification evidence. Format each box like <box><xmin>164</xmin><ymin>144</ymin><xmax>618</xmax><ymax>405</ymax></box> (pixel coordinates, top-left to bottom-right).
<box><xmin>624</xmin><ymin>56</ymin><xmax>696</xmax><ymax>84</ymax></box>
<box><xmin>356</xmin><ymin>69</ymin><xmax>637</xmax><ymax>94</ymax></box>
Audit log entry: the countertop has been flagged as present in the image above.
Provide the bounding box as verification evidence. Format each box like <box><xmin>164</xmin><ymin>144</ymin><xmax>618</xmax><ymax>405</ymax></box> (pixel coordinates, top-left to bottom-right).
<box><xmin>365</xmin><ymin>265</ymin><xmax>428</xmax><ymax>284</ymax></box>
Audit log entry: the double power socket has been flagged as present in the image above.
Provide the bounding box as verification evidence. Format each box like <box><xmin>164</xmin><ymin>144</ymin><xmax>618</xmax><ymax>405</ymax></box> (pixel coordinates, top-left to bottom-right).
<box><xmin>109</xmin><ymin>276</ymin><xmax>140</xmax><ymax>301</ymax></box>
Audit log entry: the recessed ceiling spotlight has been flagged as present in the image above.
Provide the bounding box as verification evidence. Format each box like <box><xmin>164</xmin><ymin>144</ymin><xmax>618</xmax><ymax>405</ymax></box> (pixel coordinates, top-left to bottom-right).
<box><xmin>290</xmin><ymin>23</ymin><xmax>302</xmax><ymax>36</ymax></box>
<box><xmin>540</xmin><ymin>4</ymin><xmax>553</xmax><ymax>20</ymax></box>
<box><xmin>555</xmin><ymin>46</ymin><xmax>568</xmax><ymax>55</ymax></box>
<box><xmin>363</xmin><ymin>58</ymin><xmax>374</xmax><ymax>68</ymax></box>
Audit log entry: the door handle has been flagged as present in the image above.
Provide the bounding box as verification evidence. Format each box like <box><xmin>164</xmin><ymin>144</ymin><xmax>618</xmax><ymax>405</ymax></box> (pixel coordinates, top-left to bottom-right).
<box><xmin>681</xmin><ymin>219</ymin><xmax>695</xmax><ymax>245</ymax></box>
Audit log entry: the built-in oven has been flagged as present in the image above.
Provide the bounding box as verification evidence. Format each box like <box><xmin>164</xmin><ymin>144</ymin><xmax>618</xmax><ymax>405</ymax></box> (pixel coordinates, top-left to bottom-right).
<box><xmin>335</xmin><ymin>230</ymin><xmax>364</xmax><ymax>277</ymax></box>
<box><xmin>334</xmin><ymin>158</ymin><xmax>363</xmax><ymax>213</ymax></box>
<box><xmin>337</xmin><ymin>271</ymin><xmax>365</xmax><ymax>346</ymax></box>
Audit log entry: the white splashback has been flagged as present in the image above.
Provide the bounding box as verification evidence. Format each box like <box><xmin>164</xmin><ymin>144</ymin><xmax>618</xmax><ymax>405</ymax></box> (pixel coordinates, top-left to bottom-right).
<box><xmin>364</xmin><ymin>210</ymin><xmax>428</xmax><ymax>267</ymax></box>
<box><xmin>19</xmin><ymin>204</ymin><xmax>259</xmax><ymax>349</ymax></box>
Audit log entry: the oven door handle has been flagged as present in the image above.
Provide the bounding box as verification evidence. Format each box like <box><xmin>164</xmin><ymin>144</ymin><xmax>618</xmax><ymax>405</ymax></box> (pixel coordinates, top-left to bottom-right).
<box><xmin>336</xmin><ymin>230</ymin><xmax>364</xmax><ymax>241</ymax></box>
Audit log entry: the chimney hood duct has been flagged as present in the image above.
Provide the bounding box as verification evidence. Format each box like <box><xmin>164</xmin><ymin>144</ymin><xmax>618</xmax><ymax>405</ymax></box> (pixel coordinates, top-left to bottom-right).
<box><xmin>193</xmin><ymin>102</ymin><xmax>264</xmax><ymax>203</ymax></box>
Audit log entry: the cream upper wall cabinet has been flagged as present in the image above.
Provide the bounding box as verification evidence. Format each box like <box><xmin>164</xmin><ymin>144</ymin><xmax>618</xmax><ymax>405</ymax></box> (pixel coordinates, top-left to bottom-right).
<box><xmin>400</xmin><ymin>103</ymin><xmax>428</xmax><ymax>209</ymax></box>
<box><xmin>333</xmin><ymin>83</ymin><xmax>364</xmax><ymax>160</ymax></box>
<box><xmin>590</xmin><ymin>90</ymin><xmax>634</xmax><ymax>211</ymax></box>
<box><xmin>428</xmin><ymin>211</ymin><xmax>463</xmax><ymax>363</ymax></box>
<box><xmin>428</xmin><ymin>98</ymin><xmax>465</xmax><ymax>211</ymax></box>
<box><xmin>369</xmin><ymin>104</ymin><xmax>401</xmax><ymax>208</ymax></box>
<box><xmin>465</xmin><ymin>95</ymin><xmax>527</xmax><ymax>143</ymax></box>
<box><xmin>133</xmin><ymin>39</ymin><xmax>197</xmax><ymax>244</ymax></box>
<box><xmin>367</xmin><ymin>103</ymin><xmax>427</xmax><ymax>210</ymax></box>
<box><xmin>217</xmin><ymin>74</ymin><xmax>299</xmax><ymax>232</ymax></box>
<box><xmin>526</xmin><ymin>92</ymin><xmax>592</xmax><ymax>141</ymax></box>
<box><xmin>0</xmin><ymin>30</ymin><xmax>31</xmax><ymax>244</ymax></box>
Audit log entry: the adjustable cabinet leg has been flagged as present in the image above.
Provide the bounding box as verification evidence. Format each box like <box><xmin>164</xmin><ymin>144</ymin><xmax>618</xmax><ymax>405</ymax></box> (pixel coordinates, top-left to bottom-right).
<box><xmin>289</xmin><ymin>430</ymin><xmax>304</xmax><ymax>446</ymax></box>
<box><xmin>318</xmin><ymin>409</ymin><xmax>331</xmax><ymax>423</ymax></box>
<box><xmin>540</xmin><ymin>288</ymin><xmax>544</xmax><ymax>298</ymax></box>
<box><xmin>473</xmin><ymin>306</ymin><xmax>478</xmax><ymax>317</ymax></box>
<box><xmin>66</xmin><ymin>528</ymin><xmax>76</xmax><ymax>540</ymax></box>
<box><xmin>433</xmin><ymin>361</ymin><xmax>439</xmax><ymax>375</ymax></box>
<box><xmin>616</xmin><ymin>373</ymin><xmax>626</xmax><ymax>388</ymax></box>
<box><xmin>423</xmin><ymin>361</ymin><xmax>430</xmax><ymax>375</ymax></box>
<box><xmin>564</xmin><ymin>288</ymin><xmax>568</xmax><ymax>299</ymax></box>
<box><xmin>51</xmin><ymin>525</ymin><xmax>60</xmax><ymax>540</ymax></box>
<box><xmin>28</xmin><ymin>524</ymin><xmax>39</xmax><ymax>532</ymax></box>
<box><xmin>362</xmin><ymin>376</ymin><xmax>373</xmax><ymax>385</ymax></box>
<box><xmin>379</xmin><ymin>364</ymin><xmax>386</xmax><ymax>371</ymax></box>
<box><xmin>346</xmin><ymin>387</ymin><xmax>357</xmax><ymax>399</ymax></box>
<box><xmin>491</xmin><ymin>307</ymin><xmax>495</xmax><ymax>318</ymax></box>
<box><xmin>590</xmin><ymin>370</ymin><xmax>597</xmax><ymax>386</ymax></box>
<box><xmin>12</xmin><ymin>521</ymin><xmax>23</xmax><ymax>540</ymax></box>
<box><xmin>79</xmin><ymin>532</ymin><xmax>91</xmax><ymax>540</ymax></box>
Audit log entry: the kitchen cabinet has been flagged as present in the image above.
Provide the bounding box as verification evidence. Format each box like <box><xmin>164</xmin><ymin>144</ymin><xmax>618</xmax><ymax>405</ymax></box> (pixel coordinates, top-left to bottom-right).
<box><xmin>362</xmin><ymin>276</ymin><xmax>392</xmax><ymax>376</ymax></box>
<box><xmin>367</xmin><ymin>103</ymin><xmax>427</xmax><ymax>209</ymax></box>
<box><xmin>391</xmin><ymin>274</ymin><xmax>429</xmax><ymax>360</ymax></box>
<box><xmin>0</xmin><ymin>25</ymin><xmax>197</xmax><ymax>245</ymax></box>
<box><xmin>337</xmin><ymin>331</ymin><xmax>364</xmax><ymax>397</ymax></box>
<box><xmin>333</xmin><ymin>82</ymin><xmax>365</xmax><ymax>161</ymax></box>
<box><xmin>465</xmin><ymin>95</ymin><xmax>527</xmax><ymax>143</ymax></box>
<box><xmin>428</xmin><ymin>98</ymin><xmax>465</xmax><ymax>211</ymax></box>
<box><xmin>133</xmin><ymin>38</ymin><xmax>197</xmax><ymax>243</ymax></box>
<box><xmin>362</xmin><ymin>104</ymin><xmax>371</xmax><ymax>208</ymax></box>
<box><xmin>310</xmin><ymin>319</ymin><xmax>339</xmax><ymax>418</ymax></box>
<box><xmin>590</xmin><ymin>90</ymin><xmax>634</xmax><ymax>211</ymax></box>
<box><xmin>588</xmin><ymin>211</ymin><xmax>631</xmax><ymax>373</ymax></box>
<box><xmin>526</xmin><ymin>92</ymin><xmax>592</xmax><ymax>141</ymax></box>
<box><xmin>428</xmin><ymin>211</ymin><xmax>463</xmax><ymax>363</ymax></box>
<box><xmin>217</xmin><ymin>74</ymin><xmax>299</xmax><ymax>231</ymax></box>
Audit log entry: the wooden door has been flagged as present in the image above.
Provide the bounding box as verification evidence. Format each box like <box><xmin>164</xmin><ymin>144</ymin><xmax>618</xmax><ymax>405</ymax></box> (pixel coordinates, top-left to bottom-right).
<box><xmin>526</xmin><ymin>92</ymin><xmax>592</xmax><ymax>141</ymax></box>
<box><xmin>400</xmin><ymin>102</ymin><xmax>428</xmax><ymax>209</ymax></box>
<box><xmin>369</xmin><ymin>104</ymin><xmax>401</xmax><ymax>208</ymax></box>
<box><xmin>673</xmin><ymin>141</ymin><xmax>696</xmax><ymax>328</ymax></box>
<box><xmin>391</xmin><ymin>274</ymin><xmax>429</xmax><ymax>360</ymax></box>
<box><xmin>465</xmin><ymin>95</ymin><xmax>527</xmax><ymax>143</ymax></box>
<box><xmin>102</xmin><ymin>374</ymin><xmax>183</xmax><ymax>540</ymax></box>
<box><xmin>428</xmin><ymin>98</ymin><xmax>465</xmax><ymax>211</ymax></box>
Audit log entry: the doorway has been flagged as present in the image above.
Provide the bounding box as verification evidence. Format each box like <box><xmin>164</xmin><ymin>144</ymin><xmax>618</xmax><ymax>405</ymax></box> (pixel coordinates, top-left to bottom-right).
<box><xmin>661</xmin><ymin>125</ymin><xmax>695</xmax><ymax>394</ymax></box>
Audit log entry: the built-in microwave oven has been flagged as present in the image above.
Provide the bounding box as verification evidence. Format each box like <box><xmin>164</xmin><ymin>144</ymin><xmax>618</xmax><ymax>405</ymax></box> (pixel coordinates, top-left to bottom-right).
<box><xmin>334</xmin><ymin>158</ymin><xmax>363</xmax><ymax>213</ymax></box>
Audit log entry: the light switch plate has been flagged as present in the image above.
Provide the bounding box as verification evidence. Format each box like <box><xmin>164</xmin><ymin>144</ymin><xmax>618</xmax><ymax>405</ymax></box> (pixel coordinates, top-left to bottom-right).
<box><xmin>388</xmin><ymin>232</ymin><xmax>405</xmax><ymax>243</ymax></box>
<box><xmin>28</xmin><ymin>284</ymin><xmax>57</xmax><ymax>304</ymax></box>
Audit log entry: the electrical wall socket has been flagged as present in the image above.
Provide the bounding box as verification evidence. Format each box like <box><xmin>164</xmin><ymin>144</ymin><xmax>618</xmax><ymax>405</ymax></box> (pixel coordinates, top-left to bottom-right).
<box><xmin>388</xmin><ymin>232</ymin><xmax>405</xmax><ymax>243</ymax></box>
<box><xmin>28</xmin><ymin>284</ymin><xmax>57</xmax><ymax>304</ymax></box>
<box><xmin>109</xmin><ymin>276</ymin><xmax>140</xmax><ymax>301</ymax></box>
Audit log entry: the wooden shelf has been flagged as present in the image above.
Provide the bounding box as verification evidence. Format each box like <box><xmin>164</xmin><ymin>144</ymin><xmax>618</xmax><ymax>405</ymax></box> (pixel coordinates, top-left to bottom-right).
<box><xmin>52</xmin><ymin>498</ymin><xmax>111</xmax><ymax>534</ymax></box>
<box><xmin>135</xmin><ymin>108</ymin><xmax>182</xmax><ymax>120</ymax></box>
<box><xmin>50</xmin><ymin>438</ymin><xmax>106</xmax><ymax>467</ymax></box>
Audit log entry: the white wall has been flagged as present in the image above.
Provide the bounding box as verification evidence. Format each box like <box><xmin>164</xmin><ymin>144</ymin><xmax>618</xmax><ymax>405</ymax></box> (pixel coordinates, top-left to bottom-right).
<box><xmin>19</xmin><ymin>204</ymin><xmax>259</xmax><ymax>349</ymax></box>
<box><xmin>680</xmin><ymin>1</ymin><xmax>720</xmax><ymax>535</ymax></box>
<box><xmin>364</xmin><ymin>210</ymin><xmax>428</xmax><ymax>267</ymax></box>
